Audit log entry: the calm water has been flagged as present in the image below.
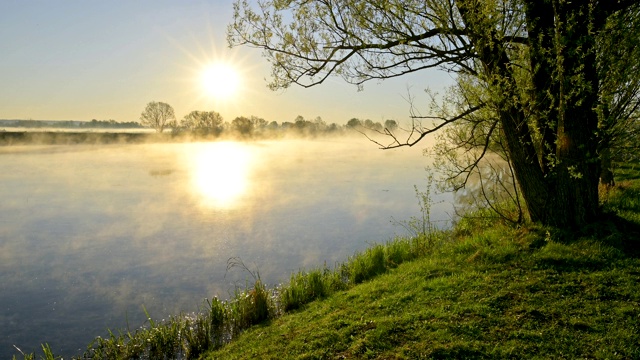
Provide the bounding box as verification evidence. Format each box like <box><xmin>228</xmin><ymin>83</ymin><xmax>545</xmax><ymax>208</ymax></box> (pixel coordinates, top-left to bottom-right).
<box><xmin>0</xmin><ymin>137</ymin><xmax>452</xmax><ymax>358</ymax></box>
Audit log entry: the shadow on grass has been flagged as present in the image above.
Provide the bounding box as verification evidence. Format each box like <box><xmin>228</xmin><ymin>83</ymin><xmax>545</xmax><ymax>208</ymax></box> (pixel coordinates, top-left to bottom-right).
<box><xmin>429</xmin><ymin>345</ymin><xmax>489</xmax><ymax>360</ymax></box>
<box><xmin>533</xmin><ymin>212</ymin><xmax>640</xmax><ymax>273</ymax></box>
<box><xmin>609</xmin><ymin>214</ymin><xmax>640</xmax><ymax>257</ymax></box>
<box><xmin>614</xmin><ymin>162</ymin><xmax>640</xmax><ymax>182</ymax></box>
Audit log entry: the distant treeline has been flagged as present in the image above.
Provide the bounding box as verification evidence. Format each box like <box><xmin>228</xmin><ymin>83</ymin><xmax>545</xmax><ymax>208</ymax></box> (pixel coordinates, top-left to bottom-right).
<box><xmin>0</xmin><ymin>115</ymin><xmax>401</xmax><ymax>142</ymax></box>
<box><xmin>137</xmin><ymin>102</ymin><xmax>400</xmax><ymax>137</ymax></box>
<box><xmin>0</xmin><ymin>119</ymin><xmax>144</xmax><ymax>129</ymax></box>
<box><xmin>170</xmin><ymin>114</ymin><xmax>399</xmax><ymax>138</ymax></box>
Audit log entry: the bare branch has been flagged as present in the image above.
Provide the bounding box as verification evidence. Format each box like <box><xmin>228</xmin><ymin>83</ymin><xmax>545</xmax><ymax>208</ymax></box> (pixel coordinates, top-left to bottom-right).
<box><xmin>377</xmin><ymin>103</ymin><xmax>485</xmax><ymax>149</ymax></box>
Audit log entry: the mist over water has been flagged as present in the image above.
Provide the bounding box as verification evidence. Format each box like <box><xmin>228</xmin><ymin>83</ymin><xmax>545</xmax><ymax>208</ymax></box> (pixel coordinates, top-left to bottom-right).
<box><xmin>0</xmin><ymin>137</ymin><xmax>452</xmax><ymax>358</ymax></box>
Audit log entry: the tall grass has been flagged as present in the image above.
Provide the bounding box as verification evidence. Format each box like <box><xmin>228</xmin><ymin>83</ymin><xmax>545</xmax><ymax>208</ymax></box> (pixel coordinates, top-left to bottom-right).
<box><xmin>12</xmin><ymin>344</ymin><xmax>58</xmax><ymax>360</ymax></box>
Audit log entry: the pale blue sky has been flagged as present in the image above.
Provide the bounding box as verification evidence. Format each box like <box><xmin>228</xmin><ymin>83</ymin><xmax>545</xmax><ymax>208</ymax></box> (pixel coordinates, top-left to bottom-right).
<box><xmin>0</xmin><ymin>1</ymin><xmax>453</xmax><ymax>124</ymax></box>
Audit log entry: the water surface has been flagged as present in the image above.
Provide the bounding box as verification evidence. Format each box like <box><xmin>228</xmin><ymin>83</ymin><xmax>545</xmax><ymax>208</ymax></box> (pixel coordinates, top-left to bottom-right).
<box><xmin>0</xmin><ymin>137</ymin><xmax>452</xmax><ymax>358</ymax></box>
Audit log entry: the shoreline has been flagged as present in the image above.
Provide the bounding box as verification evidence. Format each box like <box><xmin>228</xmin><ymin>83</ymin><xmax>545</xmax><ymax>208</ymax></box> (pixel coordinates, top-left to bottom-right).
<box><xmin>0</xmin><ymin>130</ymin><xmax>164</xmax><ymax>146</ymax></box>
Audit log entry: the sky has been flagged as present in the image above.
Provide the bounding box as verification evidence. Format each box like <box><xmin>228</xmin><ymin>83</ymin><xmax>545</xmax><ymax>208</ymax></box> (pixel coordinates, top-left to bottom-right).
<box><xmin>0</xmin><ymin>0</ymin><xmax>453</xmax><ymax>125</ymax></box>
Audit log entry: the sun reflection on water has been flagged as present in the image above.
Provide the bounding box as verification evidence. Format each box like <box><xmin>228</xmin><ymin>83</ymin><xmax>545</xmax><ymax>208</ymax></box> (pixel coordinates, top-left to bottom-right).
<box><xmin>190</xmin><ymin>142</ymin><xmax>252</xmax><ymax>208</ymax></box>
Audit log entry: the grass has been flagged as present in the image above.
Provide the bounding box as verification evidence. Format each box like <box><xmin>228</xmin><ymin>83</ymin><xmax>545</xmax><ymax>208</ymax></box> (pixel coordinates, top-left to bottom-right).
<box><xmin>205</xmin><ymin>227</ymin><xmax>640</xmax><ymax>359</ymax></box>
<box><xmin>16</xmin><ymin>162</ymin><xmax>640</xmax><ymax>359</ymax></box>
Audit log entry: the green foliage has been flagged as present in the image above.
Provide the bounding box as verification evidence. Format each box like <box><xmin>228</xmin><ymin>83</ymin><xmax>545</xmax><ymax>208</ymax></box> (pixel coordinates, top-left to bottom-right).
<box><xmin>206</xmin><ymin>297</ymin><xmax>227</xmax><ymax>349</ymax></box>
<box><xmin>281</xmin><ymin>269</ymin><xmax>327</xmax><ymax>311</ymax></box>
<box><xmin>228</xmin><ymin>280</ymin><xmax>274</xmax><ymax>335</ymax></box>
<box><xmin>347</xmin><ymin>244</ymin><xmax>386</xmax><ymax>284</ymax></box>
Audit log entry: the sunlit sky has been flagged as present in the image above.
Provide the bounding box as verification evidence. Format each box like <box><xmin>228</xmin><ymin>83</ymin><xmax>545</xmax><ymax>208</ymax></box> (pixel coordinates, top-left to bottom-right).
<box><xmin>0</xmin><ymin>0</ymin><xmax>453</xmax><ymax>125</ymax></box>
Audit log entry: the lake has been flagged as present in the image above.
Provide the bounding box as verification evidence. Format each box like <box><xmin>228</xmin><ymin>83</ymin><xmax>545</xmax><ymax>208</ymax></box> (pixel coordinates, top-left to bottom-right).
<box><xmin>0</xmin><ymin>136</ymin><xmax>452</xmax><ymax>358</ymax></box>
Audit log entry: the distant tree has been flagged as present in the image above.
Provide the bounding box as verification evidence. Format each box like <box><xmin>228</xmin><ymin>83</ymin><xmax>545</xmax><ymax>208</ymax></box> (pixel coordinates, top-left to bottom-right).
<box><xmin>181</xmin><ymin>110</ymin><xmax>224</xmax><ymax>135</ymax></box>
<box><xmin>250</xmin><ymin>115</ymin><xmax>269</xmax><ymax>129</ymax></box>
<box><xmin>231</xmin><ymin>116</ymin><xmax>254</xmax><ymax>135</ymax></box>
<box><xmin>363</xmin><ymin>119</ymin><xmax>374</xmax><ymax>128</ymax></box>
<box><xmin>346</xmin><ymin>118</ymin><xmax>362</xmax><ymax>128</ymax></box>
<box><xmin>384</xmin><ymin>120</ymin><xmax>398</xmax><ymax>132</ymax></box>
<box><xmin>82</xmin><ymin>119</ymin><xmax>142</xmax><ymax>128</ymax></box>
<box><xmin>361</xmin><ymin>119</ymin><xmax>383</xmax><ymax>132</ymax></box>
<box><xmin>313</xmin><ymin>116</ymin><xmax>327</xmax><ymax>131</ymax></box>
<box><xmin>140</xmin><ymin>101</ymin><xmax>175</xmax><ymax>133</ymax></box>
<box><xmin>327</xmin><ymin>123</ymin><xmax>341</xmax><ymax>133</ymax></box>
<box><xmin>267</xmin><ymin>120</ymin><xmax>279</xmax><ymax>130</ymax></box>
<box><xmin>292</xmin><ymin>117</ymin><xmax>318</xmax><ymax>135</ymax></box>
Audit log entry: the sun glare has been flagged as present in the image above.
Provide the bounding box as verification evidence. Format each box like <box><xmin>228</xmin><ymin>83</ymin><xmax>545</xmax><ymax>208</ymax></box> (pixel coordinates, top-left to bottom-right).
<box><xmin>191</xmin><ymin>142</ymin><xmax>251</xmax><ymax>208</ymax></box>
<box><xmin>201</xmin><ymin>63</ymin><xmax>241</xmax><ymax>100</ymax></box>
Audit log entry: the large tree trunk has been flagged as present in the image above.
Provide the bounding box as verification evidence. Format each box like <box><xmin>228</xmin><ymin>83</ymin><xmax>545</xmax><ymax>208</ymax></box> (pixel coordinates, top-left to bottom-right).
<box><xmin>458</xmin><ymin>0</ymin><xmax>602</xmax><ymax>228</ymax></box>
<box><xmin>457</xmin><ymin>0</ymin><xmax>549</xmax><ymax>223</ymax></box>
<box><xmin>544</xmin><ymin>1</ymin><xmax>601</xmax><ymax>227</ymax></box>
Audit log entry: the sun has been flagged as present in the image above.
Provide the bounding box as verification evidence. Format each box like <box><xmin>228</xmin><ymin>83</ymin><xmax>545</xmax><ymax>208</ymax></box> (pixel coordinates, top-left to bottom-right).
<box><xmin>201</xmin><ymin>63</ymin><xmax>241</xmax><ymax>100</ymax></box>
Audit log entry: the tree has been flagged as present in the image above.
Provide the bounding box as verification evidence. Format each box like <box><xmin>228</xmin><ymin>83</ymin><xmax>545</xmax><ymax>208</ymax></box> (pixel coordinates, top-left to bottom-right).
<box><xmin>140</xmin><ymin>101</ymin><xmax>175</xmax><ymax>133</ymax></box>
<box><xmin>313</xmin><ymin>116</ymin><xmax>327</xmax><ymax>131</ymax></box>
<box><xmin>181</xmin><ymin>110</ymin><xmax>224</xmax><ymax>135</ymax></box>
<box><xmin>267</xmin><ymin>120</ymin><xmax>279</xmax><ymax>130</ymax></box>
<box><xmin>384</xmin><ymin>120</ymin><xmax>398</xmax><ymax>132</ymax></box>
<box><xmin>230</xmin><ymin>0</ymin><xmax>640</xmax><ymax>229</ymax></box>
<box><xmin>231</xmin><ymin>116</ymin><xmax>254</xmax><ymax>135</ymax></box>
<box><xmin>294</xmin><ymin>118</ymin><xmax>317</xmax><ymax>135</ymax></box>
<box><xmin>346</xmin><ymin>118</ymin><xmax>362</xmax><ymax>128</ymax></box>
<box><xmin>251</xmin><ymin>115</ymin><xmax>269</xmax><ymax>129</ymax></box>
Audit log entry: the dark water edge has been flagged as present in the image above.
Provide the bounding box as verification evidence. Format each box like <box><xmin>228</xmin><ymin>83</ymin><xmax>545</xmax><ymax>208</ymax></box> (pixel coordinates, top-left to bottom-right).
<box><xmin>0</xmin><ymin>131</ymin><xmax>158</xmax><ymax>146</ymax></box>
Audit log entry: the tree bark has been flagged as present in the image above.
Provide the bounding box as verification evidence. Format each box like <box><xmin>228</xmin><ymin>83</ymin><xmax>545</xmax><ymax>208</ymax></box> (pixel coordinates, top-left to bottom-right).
<box><xmin>545</xmin><ymin>1</ymin><xmax>601</xmax><ymax>227</ymax></box>
<box><xmin>524</xmin><ymin>0</ymin><xmax>559</xmax><ymax>174</ymax></box>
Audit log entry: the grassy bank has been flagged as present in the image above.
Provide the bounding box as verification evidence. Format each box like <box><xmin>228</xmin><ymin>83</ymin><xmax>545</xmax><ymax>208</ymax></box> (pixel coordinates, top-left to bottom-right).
<box><xmin>204</xmin><ymin>163</ymin><xmax>640</xmax><ymax>359</ymax></box>
<box><xmin>206</xmin><ymin>231</ymin><xmax>640</xmax><ymax>359</ymax></box>
<box><xmin>16</xmin><ymin>163</ymin><xmax>640</xmax><ymax>359</ymax></box>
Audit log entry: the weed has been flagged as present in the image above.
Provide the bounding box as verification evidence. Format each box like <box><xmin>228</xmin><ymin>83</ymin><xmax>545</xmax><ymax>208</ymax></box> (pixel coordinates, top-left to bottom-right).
<box><xmin>11</xmin><ymin>344</ymin><xmax>58</xmax><ymax>360</ymax></box>
<box><xmin>393</xmin><ymin>175</ymin><xmax>444</xmax><ymax>245</ymax></box>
